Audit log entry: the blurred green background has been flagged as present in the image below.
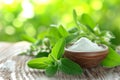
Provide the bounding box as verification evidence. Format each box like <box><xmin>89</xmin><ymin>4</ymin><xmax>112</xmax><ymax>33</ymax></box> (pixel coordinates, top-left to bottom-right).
<box><xmin>0</xmin><ymin>0</ymin><xmax>120</xmax><ymax>45</ymax></box>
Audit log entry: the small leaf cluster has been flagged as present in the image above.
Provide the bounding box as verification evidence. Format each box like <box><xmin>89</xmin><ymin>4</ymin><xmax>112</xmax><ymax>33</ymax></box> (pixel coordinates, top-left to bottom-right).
<box><xmin>73</xmin><ymin>10</ymin><xmax>120</xmax><ymax>68</ymax></box>
<box><xmin>21</xmin><ymin>24</ymin><xmax>80</xmax><ymax>57</ymax></box>
<box><xmin>25</xmin><ymin>9</ymin><xmax>120</xmax><ymax>77</ymax></box>
<box><xmin>73</xmin><ymin>10</ymin><xmax>115</xmax><ymax>46</ymax></box>
<box><xmin>28</xmin><ymin>38</ymin><xmax>83</xmax><ymax>77</ymax></box>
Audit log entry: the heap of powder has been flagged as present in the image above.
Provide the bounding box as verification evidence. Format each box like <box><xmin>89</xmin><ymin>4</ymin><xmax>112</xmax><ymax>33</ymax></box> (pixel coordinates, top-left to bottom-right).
<box><xmin>68</xmin><ymin>37</ymin><xmax>104</xmax><ymax>52</ymax></box>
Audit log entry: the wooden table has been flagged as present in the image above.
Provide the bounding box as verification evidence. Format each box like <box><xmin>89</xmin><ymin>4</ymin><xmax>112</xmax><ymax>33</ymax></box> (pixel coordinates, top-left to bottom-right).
<box><xmin>0</xmin><ymin>41</ymin><xmax>120</xmax><ymax>80</ymax></box>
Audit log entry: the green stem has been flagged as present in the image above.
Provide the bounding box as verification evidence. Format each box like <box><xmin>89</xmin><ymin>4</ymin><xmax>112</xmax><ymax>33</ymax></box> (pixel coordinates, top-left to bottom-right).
<box><xmin>50</xmin><ymin>54</ymin><xmax>58</xmax><ymax>62</ymax></box>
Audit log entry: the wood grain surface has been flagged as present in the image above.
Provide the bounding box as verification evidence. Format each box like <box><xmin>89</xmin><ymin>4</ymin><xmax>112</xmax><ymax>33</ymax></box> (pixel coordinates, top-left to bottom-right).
<box><xmin>0</xmin><ymin>41</ymin><xmax>120</xmax><ymax>80</ymax></box>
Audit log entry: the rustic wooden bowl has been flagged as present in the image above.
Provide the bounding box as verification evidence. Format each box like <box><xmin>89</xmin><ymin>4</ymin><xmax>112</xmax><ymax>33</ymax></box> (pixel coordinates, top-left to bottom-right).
<box><xmin>64</xmin><ymin>45</ymin><xmax>108</xmax><ymax>68</ymax></box>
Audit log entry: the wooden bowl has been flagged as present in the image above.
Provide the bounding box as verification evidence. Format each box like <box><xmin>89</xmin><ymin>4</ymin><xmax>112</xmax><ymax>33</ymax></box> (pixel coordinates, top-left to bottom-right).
<box><xmin>64</xmin><ymin>45</ymin><xmax>108</xmax><ymax>68</ymax></box>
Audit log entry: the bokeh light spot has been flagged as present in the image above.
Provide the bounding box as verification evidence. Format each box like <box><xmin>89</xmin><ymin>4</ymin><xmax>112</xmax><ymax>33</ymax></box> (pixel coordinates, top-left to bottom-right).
<box><xmin>3</xmin><ymin>0</ymin><xmax>14</xmax><ymax>4</ymax></box>
<box><xmin>5</xmin><ymin>26</ymin><xmax>15</xmax><ymax>35</ymax></box>
<box><xmin>24</xmin><ymin>24</ymin><xmax>36</xmax><ymax>37</ymax></box>
<box><xmin>4</xmin><ymin>13</ymin><xmax>14</xmax><ymax>22</ymax></box>
<box><xmin>75</xmin><ymin>6</ymin><xmax>84</xmax><ymax>14</ymax></box>
<box><xmin>34</xmin><ymin>0</ymin><xmax>50</xmax><ymax>4</ymax></box>
<box><xmin>13</xmin><ymin>19</ymin><xmax>23</xmax><ymax>28</ymax></box>
<box><xmin>91</xmin><ymin>0</ymin><xmax>103</xmax><ymax>10</ymax></box>
<box><xmin>21</xmin><ymin>0</ymin><xmax>34</xmax><ymax>18</ymax></box>
<box><xmin>62</xmin><ymin>14</ymin><xmax>72</xmax><ymax>24</ymax></box>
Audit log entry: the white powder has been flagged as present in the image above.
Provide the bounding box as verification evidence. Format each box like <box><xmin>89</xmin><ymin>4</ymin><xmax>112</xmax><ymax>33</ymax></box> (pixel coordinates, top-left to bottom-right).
<box><xmin>0</xmin><ymin>60</ymin><xmax>16</xmax><ymax>72</ymax></box>
<box><xmin>67</xmin><ymin>37</ymin><xmax>104</xmax><ymax>52</ymax></box>
<box><xmin>0</xmin><ymin>77</ymin><xmax>4</xmax><ymax>80</ymax></box>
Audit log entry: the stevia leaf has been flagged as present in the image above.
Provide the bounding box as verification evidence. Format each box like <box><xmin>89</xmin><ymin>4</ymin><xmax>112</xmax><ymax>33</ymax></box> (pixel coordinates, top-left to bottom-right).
<box><xmin>37</xmin><ymin>31</ymin><xmax>48</xmax><ymax>39</ymax></box>
<box><xmin>73</xmin><ymin>9</ymin><xmax>80</xmax><ymax>30</ymax></box>
<box><xmin>93</xmin><ymin>25</ymin><xmax>101</xmax><ymax>35</ymax></box>
<box><xmin>65</xmin><ymin>33</ymin><xmax>79</xmax><ymax>44</ymax></box>
<box><xmin>80</xmin><ymin>13</ymin><xmax>96</xmax><ymax>29</ymax></box>
<box><xmin>68</xmin><ymin>27</ymin><xmax>78</xmax><ymax>33</ymax></box>
<box><xmin>101</xmin><ymin>47</ymin><xmax>120</xmax><ymax>68</ymax></box>
<box><xmin>73</xmin><ymin>9</ymin><xmax>78</xmax><ymax>26</ymax></box>
<box><xmin>35</xmin><ymin>52</ymin><xmax>49</xmax><ymax>58</ymax></box>
<box><xmin>47</xmin><ymin>27</ymin><xmax>62</xmax><ymax>40</ymax></box>
<box><xmin>59</xmin><ymin>58</ymin><xmax>83</xmax><ymax>75</ymax></box>
<box><xmin>79</xmin><ymin>22</ymin><xmax>95</xmax><ymax>34</ymax></box>
<box><xmin>50</xmin><ymin>38</ymin><xmax>65</xmax><ymax>60</ymax></box>
<box><xmin>46</xmin><ymin>36</ymin><xmax>57</xmax><ymax>46</ymax></box>
<box><xmin>58</xmin><ymin>25</ymin><xmax>69</xmax><ymax>38</ymax></box>
<box><xmin>46</xmin><ymin>27</ymin><xmax>62</xmax><ymax>46</ymax></box>
<box><xmin>27</xmin><ymin>57</ymin><xmax>51</xmax><ymax>69</ymax></box>
<box><xmin>45</xmin><ymin>64</ymin><xmax>58</xmax><ymax>77</ymax></box>
<box><xmin>34</xmin><ymin>39</ymin><xmax>42</xmax><ymax>46</ymax></box>
<box><xmin>21</xmin><ymin>34</ymin><xmax>36</xmax><ymax>43</ymax></box>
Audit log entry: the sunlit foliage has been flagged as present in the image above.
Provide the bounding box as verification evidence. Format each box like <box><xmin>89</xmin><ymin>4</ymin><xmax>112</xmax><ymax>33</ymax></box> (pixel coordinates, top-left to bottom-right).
<box><xmin>0</xmin><ymin>0</ymin><xmax>120</xmax><ymax>45</ymax></box>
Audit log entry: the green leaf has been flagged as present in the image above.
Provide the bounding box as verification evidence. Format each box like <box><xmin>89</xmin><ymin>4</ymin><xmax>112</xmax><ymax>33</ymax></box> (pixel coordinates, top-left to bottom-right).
<box><xmin>21</xmin><ymin>34</ymin><xmax>36</xmax><ymax>43</ymax></box>
<box><xmin>43</xmin><ymin>38</ymin><xmax>51</xmax><ymax>47</ymax></box>
<box><xmin>37</xmin><ymin>31</ymin><xmax>48</xmax><ymax>39</ymax></box>
<box><xmin>73</xmin><ymin>10</ymin><xmax>95</xmax><ymax>34</ymax></box>
<box><xmin>35</xmin><ymin>52</ymin><xmax>49</xmax><ymax>58</ymax></box>
<box><xmin>68</xmin><ymin>27</ymin><xmax>78</xmax><ymax>33</ymax></box>
<box><xmin>58</xmin><ymin>25</ymin><xmax>69</xmax><ymax>37</ymax></box>
<box><xmin>65</xmin><ymin>33</ymin><xmax>79</xmax><ymax>44</ymax></box>
<box><xmin>47</xmin><ymin>27</ymin><xmax>62</xmax><ymax>40</ymax></box>
<box><xmin>80</xmin><ymin>13</ymin><xmax>96</xmax><ymax>29</ymax></box>
<box><xmin>45</xmin><ymin>64</ymin><xmax>58</xmax><ymax>77</ymax></box>
<box><xmin>46</xmin><ymin>36</ymin><xmax>57</xmax><ymax>46</ymax></box>
<box><xmin>59</xmin><ymin>58</ymin><xmax>83</xmax><ymax>75</ymax></box>
<box><xmin>93</xmin><ymin>25</ymin><xmax>101</xmax><ymax>35</ymax></box>
<box><xmin>27</xmin><ymin>57</ymin><xmax>51</xmax><ymax>69</ymax></box>
<box><xmin>79</xmin><ymin>21</ymin><xmax>95</xmax><ymax>34</ymax></box>
<box><xmin>73</xmin><ymin>9</ymin><xmax>78</xmax><ymax>26</ymax></box>
<box><xmin>46</xmin><ymin>27</ymin><xmax>62</xmax><ymax>46</ymax></box>
<box><xmin>73</xmin><ymin>9</ymin><xmax>80</xmax><ymax>30</ymax></box>
<box><xmin>50</xmin><ymin>38</ymin><xmax>65</xmax><ymax>60</ymax></box>
<box><xmin>34</xmin><ymin>39</ymin><xmax>42</xmax><ymax>46</ymax></box>
<box><xmin>101</xmin><ymin>47</ymin><xmax>120</xmax><ymax>68</ymax></box>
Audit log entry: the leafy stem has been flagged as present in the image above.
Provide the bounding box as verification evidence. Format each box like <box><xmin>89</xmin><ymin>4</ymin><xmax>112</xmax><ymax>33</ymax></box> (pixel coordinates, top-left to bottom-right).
<box><xmin>26</xmin><ymin>9</ymin><xmax>120</xmax><ymax>77</ymax></box>
<box><xmin>27</xmin><ymin>38</ymin><xmax>83</xmax><ymax>77</ymax></box>
<box><xmin>49</xmin><ymin>54</ymin><xmax>58</xmax><ymax>62</ymax></box>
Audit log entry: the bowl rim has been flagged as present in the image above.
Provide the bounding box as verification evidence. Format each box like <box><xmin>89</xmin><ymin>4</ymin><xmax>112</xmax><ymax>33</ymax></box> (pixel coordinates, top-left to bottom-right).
<box><xmin>65</xmin><ymin>44</ymin><xmax>108</xmax><ymax>53</ymax></box>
